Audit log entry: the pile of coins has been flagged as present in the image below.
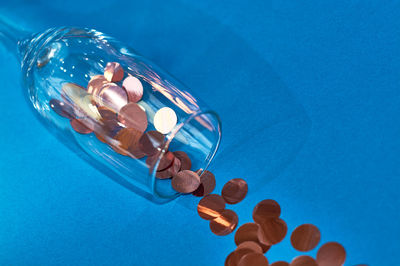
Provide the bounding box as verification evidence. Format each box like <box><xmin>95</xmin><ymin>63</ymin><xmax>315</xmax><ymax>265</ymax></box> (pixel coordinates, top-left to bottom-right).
<box><xmin>50</xmin><ymin>61</ymin><xmax>212</xmax><ymax>194</ymax></box>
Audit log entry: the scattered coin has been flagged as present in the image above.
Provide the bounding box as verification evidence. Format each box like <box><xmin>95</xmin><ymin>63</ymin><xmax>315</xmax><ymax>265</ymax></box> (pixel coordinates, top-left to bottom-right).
<box><xmin>192</xmin><ymin>170</ymin><xmax>216</xmax><ymax>197</ymax></box>
<box><xmin>173</xmin><ymin>151</ymin><xmax>192</xmax><ymax>171</ymax></box>
<box><xmin>97</xmin><ymin>83</ymin><xmax>128</xmax><ymax>112</ymax></box>
<box><xmin>257</xmin><ymin>217</ymin><xmax>288</xmax><ymax>245</ymax></box>
<box><xmin>225</xmin><ymin>249</ymin><xmax>254</xmax><ymax>266</ymax></box>
<box><xmin>156</xmin><ymin>157</ymin><xmax>181</xmax><ymax>179</ymax></box>
<box><xmin>290</xmin><ymin>255</ymin><xmax>318</xmax><ymax>266</ymax></box>
<box><xmin>221</xmin><ymin>178</ymin><xmax>248</xmax><ymax>204</ymax></box>
<box><xmin>197</xmin><ymin>194</ymin><xmax>226</xmax><ymax>220</ymax></box>
<box><xmin>253</xmin><ymin>199</ymin><xmax>281</xmax><ymax>223</ymax></box>
<box><xmin>70</xmin><ymin>118</ymin><xmax>93</xmax><ymax>134</ymax></box>
<box><xmin>122</xmin><ymin>75</ymin><xmax>143</xmax><ymax>103</ymax></box>
<box><xmin>210</xmin><ymin>209</ymin><xmax>238</xmax><ymax>236</ymax></box>
<box><xmin>270</xmin><ymin>261</ymin><xmax>289</xmax><ymax>266</ymax></box>
<box><xmin>154</xmin><ymin>107</ymin><xmax>177</xmax><ymax>134</ymax></box>
<box><xmin>316</xmin><ymin>242</ymin><xmax>346</xmax><ymax>266</ymax></box>
<box><xmin>234</xmin><ymin>223</ymin><xmax>270</xmax><ymax>253</ymax></box>
<box><xmin>49</xmin><ymin>99</ymin><xmax>75</xmax><ymax>119</ymax></box>
<box><xmin>290</xmin><ymin>224</ymin><xmax>321</xmax><ymax>252</ymax></box>
<box><xmin>238</xmin><ymin>252</ymin><xmax>269</xmax><ymax>266</ymax></box>
<box><xmin>236</xmin><ymin>241</ymin><xmax>263</xmax><ymax>254</ymax></box>
<box><xmin>171</xmin><ymin>170</ymin><xmax>201</xmax><ymax>193</ymax></box>
<box><xmin>139</xmin><ymin>131</ymin><xmax>165</xmax><ymax>156</ymax></box>
<box><xmin>104</xmin><ymin>62</ymin><xmax>124</xmax><ymax>82</ymax></box>
<box><xmin>118</xmin><ymin>103</ymin><xmax>148</xmax><ymax>132</ymax></box>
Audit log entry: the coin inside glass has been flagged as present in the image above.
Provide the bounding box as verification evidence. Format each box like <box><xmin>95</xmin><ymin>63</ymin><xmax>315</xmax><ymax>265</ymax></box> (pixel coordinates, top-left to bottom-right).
<box><xmin>70</xmin><ymin>118</ymin><xmax>93</xmax><ymax>134</ymax></box>
<box><xmin>97</xmin><ymin>83</ymin><xmax>128</xmax><ymax>112</ymax></box>
<box><xmin>104</xmin><ymin>62</ymin><xmax>124</xmax><ymax>82</ymax></box>
<box><xmin>173</xmin><ymin>151</ymin><xmax>192</xmax><ymax>171</ymax></box>
<box><xmin>118</xmin><ymin>103</ymin><xmax>148</xmax><ymax>132</ymax></box>
<box><xmin>221</xmin><ymin>178</ymin><xmax>248</xmax><ymax>204</ymax></box>
<box><xmin>146</xmin><ymin>151</ymin><xmax>175</xmax><ymax>172</ymax></box>
<box><xmin>49</xmin><ymin>99</ymin><xmax>75</xmax><ymax>119</ymax></box>
<box><xmin>87</xmin><ymin>75</ymin><xmax>108</xmax><ymax>95</ymax></box>
<box><xmin>153</xmin><ymin>107</ymin><xmax>177</xmax><ymax>134</ymax></box>
<box><xmin>112</xmin><ymin>128</ymin><xmax>142</xmax><ymax>156</ymax></box>
<box><xmin>139</xmin><ymin>131</ymin><xmax>165</xmax><ymax>156</ymax></box>
<box><xmin>122</xmin><ymin>75</ymin><xmax>143</xmax><ymax>103</ymax></box>
<box><xmin>156</xmin><ymin>157</ymin><xmax>181</xmax><ymax>179</ymax></box>
<box><xmin>209</xmin><ymin>209</ymin><xmax>238</xmax><ymax>236</ymax></box>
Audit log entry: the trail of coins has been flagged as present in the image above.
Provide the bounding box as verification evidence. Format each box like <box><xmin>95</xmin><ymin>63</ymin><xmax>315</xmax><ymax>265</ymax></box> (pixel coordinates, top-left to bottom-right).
<box><xmin>50</xmin><ymin>62</ymin><xmax>362</xmax><ymax>265</ymax></box>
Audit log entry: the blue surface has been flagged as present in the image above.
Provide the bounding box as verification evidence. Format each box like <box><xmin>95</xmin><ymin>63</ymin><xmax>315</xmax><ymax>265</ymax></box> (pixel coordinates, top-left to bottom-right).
<box><xmin>1</xmin><ymin>1</ymin><xmax>399</xmax><ymax>265</ymax></box>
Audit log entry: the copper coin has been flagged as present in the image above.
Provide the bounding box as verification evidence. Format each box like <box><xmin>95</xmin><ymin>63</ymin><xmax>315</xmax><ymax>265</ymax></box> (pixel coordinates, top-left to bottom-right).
<box><xmin>221</xmin><ymin>178</ymin><xmax>248</xmax><ymax>204</ymax></box>
<box><xmin>97</xmin><ymin>83</ymin><xmax>128</xmax><ymax>112</ymax></box>
<box><xmin>112</xmin><ymin>128</ymin><xmax>142</xmax><ymax>156</ymax></box>
<box><xmin>253</xmin><ymin>199</ymin><xmax>281</xmax><ymax>223</ymax></box>
<box><xmin>238</xmin><ymin>252</ymin><xmax>269</xmax><ymax>266</ymax></box>
<box><xmin>118</xmin><ymin>103</ymin><xmax>148</xmax><ymax>132</ymax></box>
<box><xmin>290</xmin><ymin>256</ymin><xmax>318</xmax><ymax>266</ymax></box>
<box><xmin>98</xmin><ymin>106</ymin><xmax>117</xmax><ymax>121</ymax></box>
<box><xmin>225</xmin><ymin>249</ymin><xmax>253</xmax><ymax>266</ymax></box>
<box><xmin>173</xmin><ymin>151</ymin><xmax>192</xmax><ymax>171</ymax></box>
<box><xmin>156</xmin><ymin>157</ymin><xmax>181</xmax><ymax>179</ymax></box>
<box><xmin>153</xmin><ymin>107</ymin><xmax>177</xmax><ymax>134</ymax></box>
<box><xmin>257</xmin><ymin>217</ymin><xmax>288</xmax><ymax>246</ymax></box>
<box><xmin>236</xmin><ymin>241</ymin><xmax>263</xmax><ymax>254</ymax></box>
<box><xmin>209</xmin><ymin>209</ymin><xmax>238</xmax><ymax>236</ymax></box>
<box><xmin>316</xmin><ymin>242</ymin><xmax>346</xmax><ymax>266</ymax></box>
<box><xmin>192</xmin><ymin>170</ymin><xmax>216</xmax><ymax>197</ymax></box>
<box><xmin>171</xmin><ymin>170</ymin><xmax>200</xmax><ymax>193</ymax></box>
<box><xmin>138</xmin><ymin>131</ymin><xmax>165</xmax><ymax>156</ymax></box>
<box><xmin>87</xmin><ymin>75</ymin><xmax>108</xmax><ymax>95</ymax></box>
<box><xmin>95</xmin><ymin>131</ymin><xmax>107</xmax><ymax>143</ymax></box>
<box><xmin>70</xmin><ymin>118</ymin><xmax>93</xmax><ymax>134</ymax></box>
<box><xmin>122</xmin><ymin>75</ymin><xmax>143</xmax><ymax>103</ymax></box>
<box><xmin>50</xmin><ymin>99</ymin><xmax>74</xmax><ymax>119</ymax></box>
<box><xmin>197</xmin><ymin>194</ymin><xmax>226</xmax><ymax>220</ymax></box>
<box><xmin>234</xmin><ymin>223</ymin><xmax>271</xmax><ymax>253</ymax></box>
<box><xmin>290</xmin><ymin>224</ymin><xmax>321</xmax><ymax>252</ymax></box>
<box><xmin>104</xmin><ymin>62</ymin><xmax>124</xmax><ymax>82</ymax></box>
<box><xmin>146</xmin><ymin>151</ymin><xmax>175</xmax><ymax>172</ymax></box>
<box><xmin>271</xmin><ymin>262</ymin><xmax>289</xmax><ymax>266</ymax></box>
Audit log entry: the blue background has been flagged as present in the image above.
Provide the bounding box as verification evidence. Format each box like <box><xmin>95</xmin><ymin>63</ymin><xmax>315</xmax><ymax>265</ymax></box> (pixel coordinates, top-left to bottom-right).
<box><xmin>1</xmin><ymin>1</ymin><xmax>399</xmax><ymax>265</ymax></box>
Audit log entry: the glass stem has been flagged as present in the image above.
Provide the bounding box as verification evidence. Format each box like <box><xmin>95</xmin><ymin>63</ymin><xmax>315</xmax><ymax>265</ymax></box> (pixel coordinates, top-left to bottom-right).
<box><xmin>0</xmin><ymin>16</ymin><xmax>31</xmax><ymax>59</ymax></box>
